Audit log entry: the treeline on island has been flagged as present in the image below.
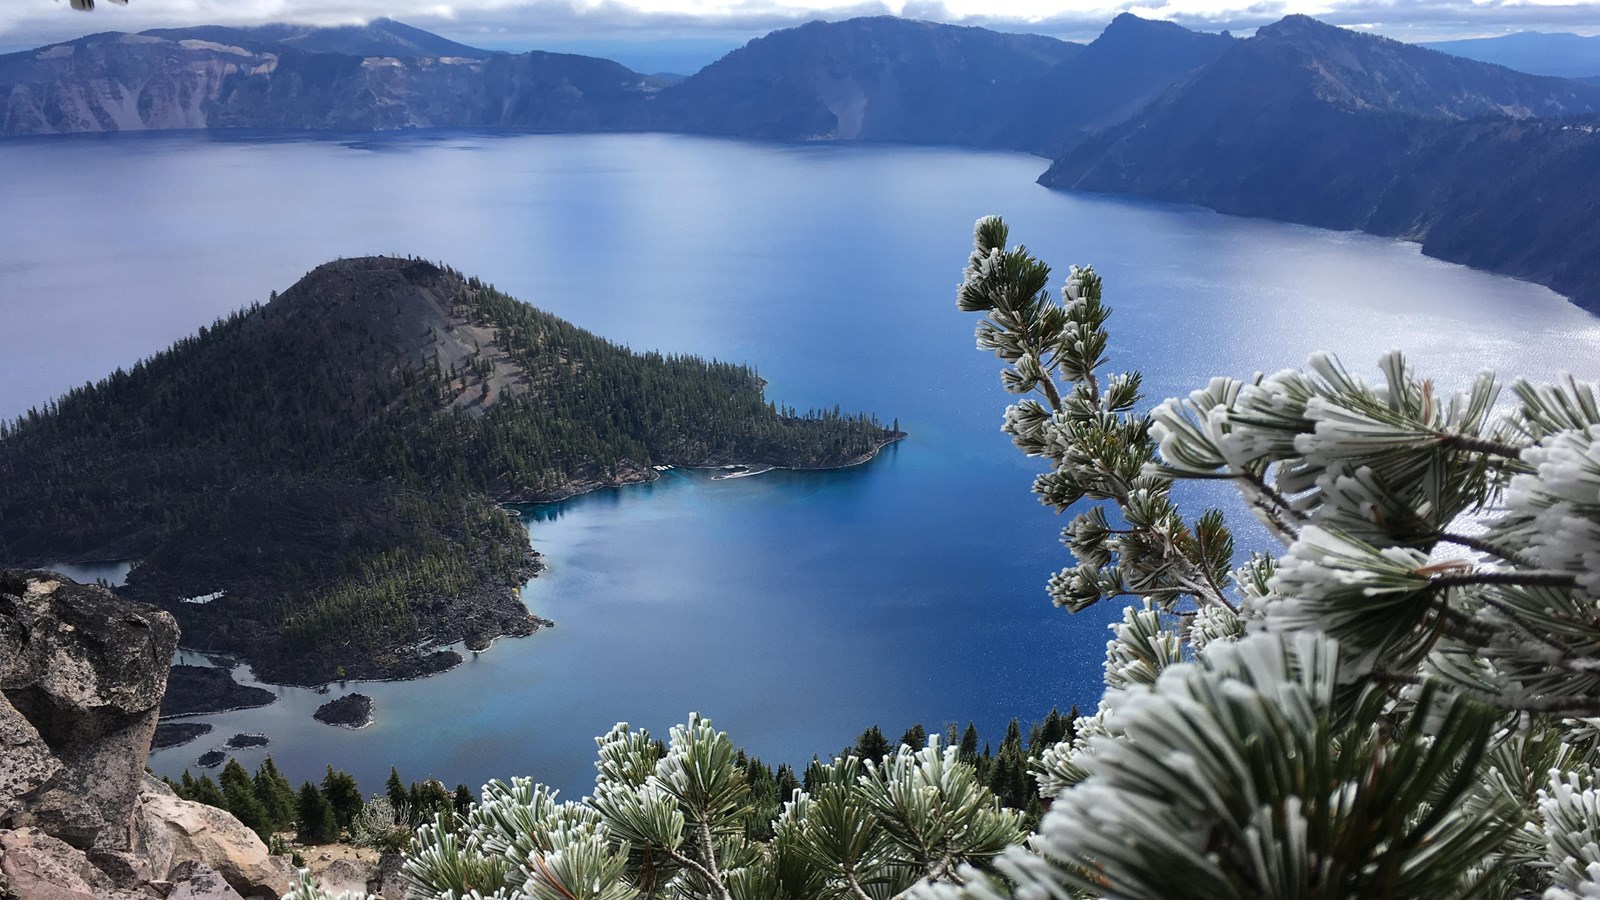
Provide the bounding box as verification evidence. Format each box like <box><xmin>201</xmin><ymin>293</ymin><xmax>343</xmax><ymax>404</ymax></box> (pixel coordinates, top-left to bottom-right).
<box><xmin>0</xmin><ymin>257</ymin><xmax>899</xmax><ymax>684</ymax></box>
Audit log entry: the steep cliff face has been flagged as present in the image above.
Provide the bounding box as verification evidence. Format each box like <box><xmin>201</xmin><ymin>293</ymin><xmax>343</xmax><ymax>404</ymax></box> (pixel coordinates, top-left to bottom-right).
<box><xmin>1</xmin><ymin>570</ymin><xmax>178</xmax><ymax>861</ymax></box>
<box><xmin>0</xmin><ymin>31</ymin><xmax>657</xmax><ymax>135</ymax></box>
<box><xmin>141</xmin><ymin>17</ymin><xmax>497</xmax><ymax>60</ymax></box>
<box><xmin>0</xmin><ymin>570</ymin><xmax>295</xmax><ymax>899</ymax></box>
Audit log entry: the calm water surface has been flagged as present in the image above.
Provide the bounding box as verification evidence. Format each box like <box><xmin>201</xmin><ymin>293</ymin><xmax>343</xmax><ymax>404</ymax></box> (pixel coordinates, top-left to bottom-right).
<box><xmin>2</xmin><ymin>131</ymin><xmax>1597</xmax><ymax>796</ymax></box>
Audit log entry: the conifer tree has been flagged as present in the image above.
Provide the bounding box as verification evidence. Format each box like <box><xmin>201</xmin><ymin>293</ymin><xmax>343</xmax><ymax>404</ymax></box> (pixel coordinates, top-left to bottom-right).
<box><xmin>957</xmin><ymin>724</ymin><xmax>979</xmax><ymax>762</ymax></box>
<box><xmin>286</xmin><ymin>714</ymin><xmax>1022</xmax><ymax>900</ymax></box>
<box><xmin>254</xmin><ymin>757</ymin><xmax>298</xmax><ymax>832</ymax></box>
<box><xmin>917</xmin><ymin>215</ymin><xmax>1600</xmax><ymax>900</ymax></box>
<box><xmin>852</xmin><ymin>725</ymin><xmax>891</xmax><ymax>764</ymax></box>
<box><xmin>296</xmin><ymin>782</ymin><xmax>339</xmax><ymax>845</ymax></box>
<box><xmin>899</xmin><ymin>723</ymin><xmax>928</xmax><ymax>750</ymax></box>
<box><xmin>386</xmin><ymin>767</ymin><xmax>407</xmax><ymax>811</ymax></box>
<box><xmin>322</xmin><ymin>766</ymin><xmax>363</xmax><ymax>830</ymax></box>
<box><xmin>219</xmin><ymin>759</ymin><xmax>272</xmax><ymax>840</ymax></box>
<box><xmin>190</xmin><ymin>773</ymin><xmax>226</xmax><ymax>810</ymax></box>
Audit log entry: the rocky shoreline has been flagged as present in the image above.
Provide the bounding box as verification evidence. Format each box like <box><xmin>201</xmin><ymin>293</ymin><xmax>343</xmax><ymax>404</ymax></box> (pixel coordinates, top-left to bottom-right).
<box><xmin>24</xmin><ymin>433</ymin><xmax>900</xmax><ymax>696</ymax></box>
<box><xmin>508</xmin><ymin>431</ymin><xmax>909</xmax><ymax>505</ymax></box>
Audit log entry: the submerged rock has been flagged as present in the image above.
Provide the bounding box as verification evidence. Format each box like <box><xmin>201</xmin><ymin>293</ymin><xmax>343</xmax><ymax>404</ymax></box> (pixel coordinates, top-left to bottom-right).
<box><xmin>312</xmin><ymin>694</ymin><xmax>374</xmax><ymax>729</ymax></box>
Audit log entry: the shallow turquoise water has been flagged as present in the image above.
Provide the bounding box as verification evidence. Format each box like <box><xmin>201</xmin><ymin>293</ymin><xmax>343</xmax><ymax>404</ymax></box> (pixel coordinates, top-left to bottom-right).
<box><xmin>2</xmin><ymin>131</ymin><xmax>1597</xmax><ymax>797</ymax></box>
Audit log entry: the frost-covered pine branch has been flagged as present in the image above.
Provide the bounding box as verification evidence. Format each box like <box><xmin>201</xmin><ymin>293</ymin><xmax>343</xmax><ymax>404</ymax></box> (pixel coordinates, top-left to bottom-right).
<box><xmin>939</xmin><ymin>215</ymin><xmax>1600</xmax><ymax>899</ymax></box>
<box><xmin>282</xmin><ymin>714</ymin><xmax>1020</xmax><ymax>900</ymax></box>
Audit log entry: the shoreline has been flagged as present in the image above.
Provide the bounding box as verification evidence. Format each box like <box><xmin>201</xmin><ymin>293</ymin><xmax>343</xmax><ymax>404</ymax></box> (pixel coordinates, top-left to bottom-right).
<box><xmin>50</xmin><ymin>432</ymin><xmax>907</xmax><ymax>696</ymax></box>
<box><xmin>508</xmin><ymin>431</ymin><xmax>909</xmax><ymax>508</ymax></box>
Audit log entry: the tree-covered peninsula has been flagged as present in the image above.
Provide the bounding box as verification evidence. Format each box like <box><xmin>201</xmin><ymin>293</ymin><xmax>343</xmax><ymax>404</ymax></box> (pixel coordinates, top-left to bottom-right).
<box><xmin>0</xmin><ymin>257</ymin><xmax>900</xmax><ymax>684</ymax></box>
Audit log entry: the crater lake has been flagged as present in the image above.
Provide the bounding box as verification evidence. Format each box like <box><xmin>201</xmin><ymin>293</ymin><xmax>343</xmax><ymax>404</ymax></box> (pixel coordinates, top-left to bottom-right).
<box><xmin>3</xmin><ymin>131</ymin><xmax>1597</xmax><ymax>795</ymax></box>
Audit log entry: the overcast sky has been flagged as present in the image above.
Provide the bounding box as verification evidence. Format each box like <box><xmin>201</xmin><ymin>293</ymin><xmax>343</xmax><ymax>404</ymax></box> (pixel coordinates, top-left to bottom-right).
<box><xmin>6</xmin><ymin>0</ymin><xmax>1600</xmax><ymax>55</ymax></box>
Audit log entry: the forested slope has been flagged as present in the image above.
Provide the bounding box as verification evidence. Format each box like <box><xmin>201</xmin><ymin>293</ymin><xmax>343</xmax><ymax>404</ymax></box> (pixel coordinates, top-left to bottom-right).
<box><xmin>0</xmin><ymin>258</ymin><xmax>899</xmax><ymax>683</ymax></box>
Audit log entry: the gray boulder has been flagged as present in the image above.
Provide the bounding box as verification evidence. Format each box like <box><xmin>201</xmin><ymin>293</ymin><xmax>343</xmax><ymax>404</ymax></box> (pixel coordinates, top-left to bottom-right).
<box><xmin>166</xmin><ymin>860</ymin><xmax>248</xmax><ymax>900</ymax></box>
<box><xmin>0</xmin><ymin>570</ymin><xmax>292</xmax><ymax>900</ymax></box>
<box><xmin>0</xmin><ymin>569</ymin><xmax>179</xmax><ymax>861</ymax></box>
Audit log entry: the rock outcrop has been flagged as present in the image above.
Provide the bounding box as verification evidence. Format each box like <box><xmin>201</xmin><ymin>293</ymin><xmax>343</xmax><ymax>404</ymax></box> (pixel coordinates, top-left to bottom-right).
<box><xmin>138</xmin><ymin>782</ymin><xmax>294</xmax><ymax>899</ymax></box>
<box><xmin>0</xmin><ymin>570</ymin><xmax>178</xmax><ymax>879</ymax></box>
<box><xmin>0</xmin><ymin>827</ymin><xmax>148</xmax><ymax>900</ymax></box>
<box><xmin>310</xmin><ymin>857</ymin><xmax>377</xmax><ymax>896</ymax></box>
<box><xmin>0</xmin><ymin>571</ymin><xmax>294</xmax><ymax>900</ymax></box>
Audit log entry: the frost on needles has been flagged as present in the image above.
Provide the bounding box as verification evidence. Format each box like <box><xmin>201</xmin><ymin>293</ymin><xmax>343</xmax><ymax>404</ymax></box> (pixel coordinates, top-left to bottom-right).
<box><xmin>288</xmin><ymin>217</ymin><xmax>1600</xmax><ymax>900</ymax></box>
<box><xmin>932</xmin><ymin>215</ymin><xmax>1600</xmax><ymax>900</ymax></box>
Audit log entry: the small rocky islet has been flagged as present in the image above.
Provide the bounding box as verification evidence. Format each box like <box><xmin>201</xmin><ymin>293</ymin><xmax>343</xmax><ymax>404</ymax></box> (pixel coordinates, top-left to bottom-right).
<box><xmin>313</xmin><ymin>693</ymin><xmax>375</xmax><ymax>729</ymax></box>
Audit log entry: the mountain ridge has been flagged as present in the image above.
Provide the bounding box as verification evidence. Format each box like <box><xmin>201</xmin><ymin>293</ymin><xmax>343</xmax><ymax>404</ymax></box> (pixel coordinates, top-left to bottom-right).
<box><xmin>4</xmin><ymin>13</ymin><xmax>1599</xmax><ymax>312</ymax></box>
<box><xmin>138</xmin><ymin>17</ymin><xmax>498</xmax><ymax>59</ymax></box>
<box><xmin>1040</xmin><ymin>16</ymin><xmax>1600</xmax><ymax>311</ymax></box>
<box><xmin>992</xmin><ymin>13</ymin><xmax>1233</xmax><ymax>156</ymax></box>
<box><xmin>647</xmin><ymin>16</ymin><xmax>1080</xmax><ymax>143</ymax></box>
<box><xmin>1423</xmin><ymin>31</ymin><xmax>1600</xmax><ymax>79</ymax></box>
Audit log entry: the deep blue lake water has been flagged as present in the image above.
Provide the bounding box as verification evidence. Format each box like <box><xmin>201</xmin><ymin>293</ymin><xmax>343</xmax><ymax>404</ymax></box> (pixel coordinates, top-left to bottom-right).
<box><xmin>4</xmin><ymin>131</ymin><xmax>1598</xmax><ymax>798</ymax></box>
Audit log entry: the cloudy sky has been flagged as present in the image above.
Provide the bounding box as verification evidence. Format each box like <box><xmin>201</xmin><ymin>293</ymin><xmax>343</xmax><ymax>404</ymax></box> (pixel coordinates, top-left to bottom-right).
<box><xmin>6</xmin><ymin>0</ymin><xmax>1600</xmax><ymax>59</ymax></box>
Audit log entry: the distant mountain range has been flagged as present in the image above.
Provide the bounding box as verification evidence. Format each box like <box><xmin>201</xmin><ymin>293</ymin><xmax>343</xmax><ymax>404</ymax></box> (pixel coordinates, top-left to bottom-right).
<box><xmin>643</xmin><ymin>16</ymin><xmax>1078</xmax><ymax>143</ymax></box>
<box><xmin>141</xmin><ymin>17</ymin><xmax>498</xmax><ymax>59</ymax></box>
<box><xmin>1424</xmin><ymin>32</ymin><xmax>1600</xmax><ymax>79</ymax></box>
<box><xmin>1042</xmin><ymin>15</ymin><xmax>1600</xmax><ymax>310</ymax></box>
<box><xmin>3</xmin><ymin>13</ymin><xmax>1599</xmax><ymax>312</ymax></box>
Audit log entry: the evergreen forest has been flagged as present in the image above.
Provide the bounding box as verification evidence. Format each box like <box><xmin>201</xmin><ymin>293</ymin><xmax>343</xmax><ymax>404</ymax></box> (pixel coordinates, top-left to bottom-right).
<box><xmin>0</xmin><ymin>257</ymin><xmax>898</xmax><ymax>683</ymax></box>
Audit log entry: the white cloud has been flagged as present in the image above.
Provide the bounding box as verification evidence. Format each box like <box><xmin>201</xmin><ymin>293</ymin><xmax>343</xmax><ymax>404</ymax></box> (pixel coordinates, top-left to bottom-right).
<box><xmin>4</xmin><ymin>0</ymin><xmax>1600</xmax><ymax>50</ymax></box>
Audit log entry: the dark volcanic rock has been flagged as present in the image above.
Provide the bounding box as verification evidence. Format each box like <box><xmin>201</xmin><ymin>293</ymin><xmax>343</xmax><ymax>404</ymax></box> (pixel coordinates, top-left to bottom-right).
<box><xmin>152</xmin><ymin>722</ymin><xmax>213</xmax><ymax>751</ymax></box>
<box><xmin>160</xmin><ymin>667</ymin><xmax>275</xmax><ymax>718</ymax></box>
<box><xmin>222</xmin><ymin>733</ymin><xmax>269</xmax><ymax>750</ymax></box>
<box><xmin>312</xmin><ymin>694</ymin><xmax>374</xmax><ymax>729</ymax></box>
<box><xmin>196</xmin><ymin>751</ymin><xmax>226</xmax><ymax>769</ymax></box>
